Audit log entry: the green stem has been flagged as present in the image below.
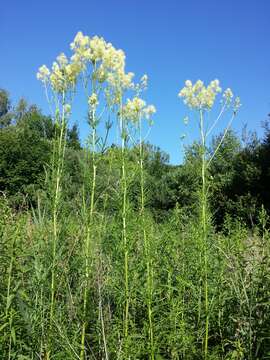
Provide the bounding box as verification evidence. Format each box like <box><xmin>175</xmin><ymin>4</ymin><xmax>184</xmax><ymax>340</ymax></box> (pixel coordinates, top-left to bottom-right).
<box><xmin>139</xmin><ymin>119</ymin><xmax>154</xmax><ymax>359</ymax></box>
<box><xmin>80</xmin><ymin>107</ymin><xmax>97</xmax><ymax>360</ymax></box>
<box><xmin>199</xmin><ymin>109</ymin><xmax>209</xmax><ymax>359</ymax></box>
<box><xmin>50</xmin><ymin>93</ymin><xmax>67</xmax><ymax>335</ymax></box>
<box><xmin>119</xmin><ymin>100</ymin><xmax>129</xmax><ymax>349</ymax></box>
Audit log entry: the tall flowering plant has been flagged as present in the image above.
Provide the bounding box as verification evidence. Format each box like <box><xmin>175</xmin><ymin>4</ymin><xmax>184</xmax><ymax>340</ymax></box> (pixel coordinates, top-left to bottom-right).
<box><xmin>69</xmin><ymin>31</ymin><xmax>138</xmax><ymax>359</ymax></box>
<box><xmin>121</xmin><ymin>78</ymin><xmax>156</xmax><ymax>358</ymax></box>
<box><xmin>37</xmin><ymin>50</ymin><xmax>82</xmax><ymax>357</ymax></box>
<box><xmin>178</xmin><ymin>79</ymin><xmax>241</xmax><ymax>359</ymax></box>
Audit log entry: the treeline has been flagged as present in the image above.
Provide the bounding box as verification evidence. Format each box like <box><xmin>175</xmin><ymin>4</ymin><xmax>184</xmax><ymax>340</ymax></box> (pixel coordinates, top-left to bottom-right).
<box><xmin>1</xmin><ymin>88</ymin><xmax>270</xmax><ymax>228</ymax></box>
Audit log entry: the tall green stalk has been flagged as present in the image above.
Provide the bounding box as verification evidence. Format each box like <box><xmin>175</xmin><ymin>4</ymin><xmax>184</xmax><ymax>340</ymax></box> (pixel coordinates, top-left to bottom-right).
<box><xmin>80</xmin><ymin>94</ymin><xmax>97</xmax><ymax>360</ymax></box>
<box><xmin>199</xmin><ymin>109</ymin><xmax>209</xmax><ymax>359</ymax></box>
<box><xmin>46</xmin><ymin>99</ymin><xmax>67</xmax><ymax>356</ymax></box>
<box><xmin>178</xmin><ymin>80</ymin><xmax>240</xmax><ymax>358</ymax></box>
<box><xmin>50</xmin><ymin>94</ymin><xmax>67</xmax><ymax>330</ymax></box>
<box><xmin>139</xmin><ymin>118</ymin><xmax>154</xmax><ymax>360</ymax></box>
<box><xmin>118</xmin><ymin>97</ymin><xmax>130</xmax><ymax>351</ymax></box>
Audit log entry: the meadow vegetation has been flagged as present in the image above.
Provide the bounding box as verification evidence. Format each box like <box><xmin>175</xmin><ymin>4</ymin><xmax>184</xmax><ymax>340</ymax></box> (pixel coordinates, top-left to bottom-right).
<box><xmin>0</xmin><ymin>32</ymin><xmax>270</xmax><ymax>359</ymax></box>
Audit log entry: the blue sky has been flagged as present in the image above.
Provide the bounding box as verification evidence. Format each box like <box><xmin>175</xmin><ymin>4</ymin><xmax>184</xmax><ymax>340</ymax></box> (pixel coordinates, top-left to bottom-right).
<box><xmin>1</xmin><ymin>0</ymin><xmax>270</xmax><ymax>164</ymax></box>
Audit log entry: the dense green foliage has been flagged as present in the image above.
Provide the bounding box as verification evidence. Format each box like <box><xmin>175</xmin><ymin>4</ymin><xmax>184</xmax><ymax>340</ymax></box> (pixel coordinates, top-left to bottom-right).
<box><xmin>1</xmin><ymin>91</ymin><xmax>270</xmax><ymax>225</ymax></box>
<box><xmin>1</xmin><ymin>90</ymin><xmax>270</xmax><ymax>359</ymax></box>
<box><xmin>0</xmin><ymin>93</ymin><xmax>81</xmax><ymax>206</ymax></box>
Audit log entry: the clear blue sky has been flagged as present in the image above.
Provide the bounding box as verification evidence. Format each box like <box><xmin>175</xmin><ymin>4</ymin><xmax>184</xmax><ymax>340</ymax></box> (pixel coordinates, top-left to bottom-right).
<box><xmin>1</xmin><ymin>0</ymin><xmax>270</xmax><ymax>164</ymax></box>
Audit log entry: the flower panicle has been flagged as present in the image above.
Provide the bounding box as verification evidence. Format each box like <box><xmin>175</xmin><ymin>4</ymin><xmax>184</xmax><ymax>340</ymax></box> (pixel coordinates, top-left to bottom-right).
<box><xmin>37</xmin><ymin>31</ymin><xmax>156</xmax><ymax>112</ymax></box>
<box><xmin>178</xmin><ymin>79</ymin><xmax>222</xmax><ymax>110</ymax></box>
<box><xmin>121</xmin><ymin>96</ymin><xmax>156</xmax><ymax>123</ymax></box>
<box><xmin>178</xmin><ymin>79</ymin><xmax>241</xmax><ymax>113</ymax></box>
<box><xmin>37</xmin><ymin>51</ymin><xmax>82</xmax><ymax>93</ymax></box>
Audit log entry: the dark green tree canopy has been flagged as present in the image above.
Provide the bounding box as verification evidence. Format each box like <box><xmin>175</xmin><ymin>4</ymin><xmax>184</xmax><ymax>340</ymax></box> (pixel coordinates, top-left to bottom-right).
<box><xmin>0</xmin><ymin>89</ymin><xmax>13</xmax><ymax>128</ymax></box>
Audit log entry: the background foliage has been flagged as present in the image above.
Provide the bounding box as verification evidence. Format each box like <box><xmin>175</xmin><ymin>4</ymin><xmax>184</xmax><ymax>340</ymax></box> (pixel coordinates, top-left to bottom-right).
<box><xmin>1</xmin><ymin>88</ymin><xmax>270</xmax><ymax>359</ymax></box>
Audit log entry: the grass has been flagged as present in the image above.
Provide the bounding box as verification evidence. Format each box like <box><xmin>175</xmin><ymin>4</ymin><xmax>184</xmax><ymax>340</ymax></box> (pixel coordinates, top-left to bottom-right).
<box><xmin>1</xmin><ymin>179</ymin><xmax>270</xmax><ymax>359</ymax></box>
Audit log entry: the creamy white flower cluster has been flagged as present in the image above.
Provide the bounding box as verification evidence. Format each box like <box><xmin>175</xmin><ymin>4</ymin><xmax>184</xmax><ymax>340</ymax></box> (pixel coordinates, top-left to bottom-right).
<box><xmin>37</xmin><ymin>53</ymin><xmax>82</xmax><ymax>93</ymax></box>
<box><xmin>70</xmin><ymin>31</ymin><xmax>134</xmax><ymax>90</ymax></box>
<box><xmin>88</xmin><ymin>93</ymin><xmax>99</xmax><ymax>108</ymax></box>
<box><xmin>178</xmin><ymin>79</ymin><xmax>222</xmax><ymax>110</ymax></box>
<box><xmin>223</xmin><ymin>88</ymin><xmax>233</xmax><ymax>101</ymax></box>
<box><xmin>37</xmin><ymin>31</ymin><xmax>157</xmax><ymax>131</ymax></box>
<box><xmin>222</xmin><ymin>88</ymin><xmax>241</xmax><ymax>111</ymax></box>
<box><xmin>179</xmin><ymin>80</ymin><xmax>241</xmax><ymax>112</ymax></box>
<box><xmin>107</xmin><ymin>70</ymin><xmax>134</xmax><ymax>91</ymax></box>
<box><xmin>121</xmin><ymin>97</ymin><xmax>156</xmax><ymax>123</ymax></box>
<box><xmin>37</xmin><ymin>32</ymin><xmax>135</xmax><ymax>95</ymax></box>
<box><xmin>70</xmin><ymin>32</ymin><xmax>124</xmax><ymax>69</ymax></box>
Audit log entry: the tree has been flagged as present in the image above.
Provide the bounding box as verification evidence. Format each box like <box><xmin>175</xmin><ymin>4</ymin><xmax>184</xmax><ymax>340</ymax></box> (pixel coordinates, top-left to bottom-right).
<box><xmin>67</xmin><ymin>123</ymin><xmax>81</xmax><ymax>150</ymax></box>
<box><xmin>0</xmin><ymin>123</ymin><xmax>51</xmax><ymax>203</ymax></box>
<box><xmin>0</xmin><ymin>89</ymin><xmax>13</xmax><ymax>128</ymax></box>
<box><xmin>209</xmin><ymin>130</ymin><xmax>242</xmax><ymax>226</ymax></box>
